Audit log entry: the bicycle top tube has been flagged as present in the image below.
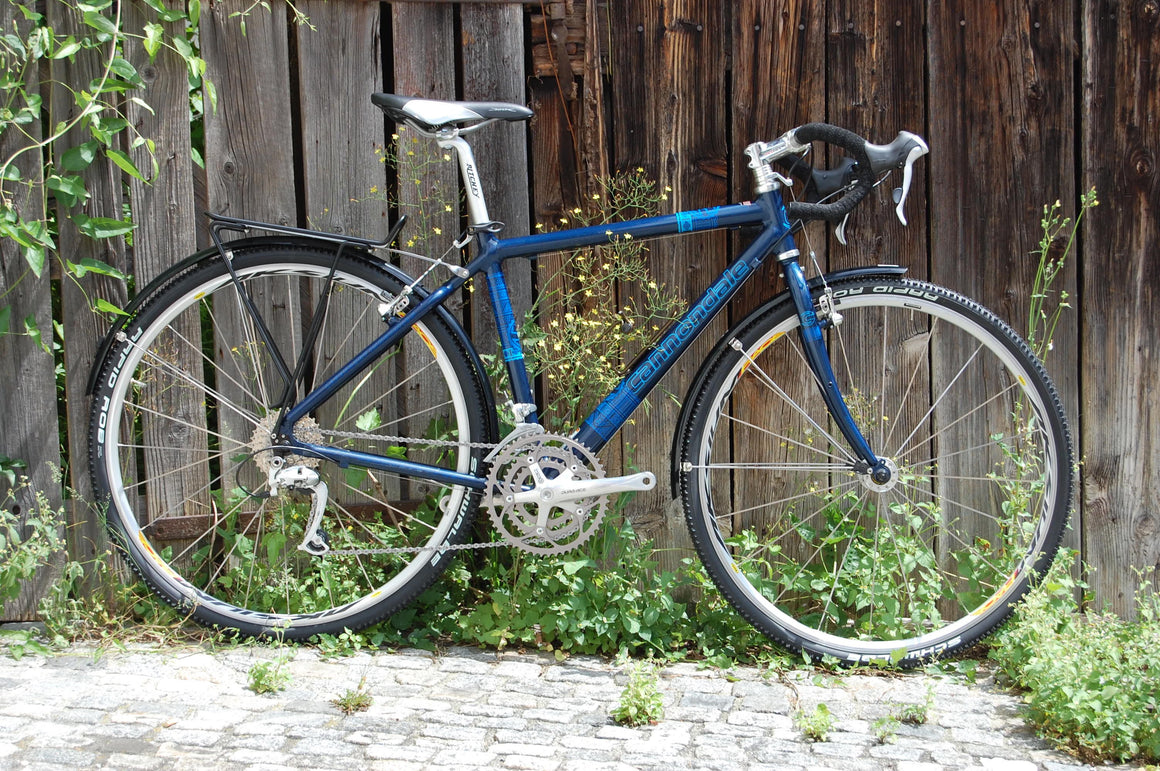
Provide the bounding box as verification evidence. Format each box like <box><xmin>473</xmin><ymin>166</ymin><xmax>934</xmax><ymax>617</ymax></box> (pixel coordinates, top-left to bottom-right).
<box><xmin>484</xmin><ymin>201</ymin><xmax>769</xmax><ymax>263</ymax></box>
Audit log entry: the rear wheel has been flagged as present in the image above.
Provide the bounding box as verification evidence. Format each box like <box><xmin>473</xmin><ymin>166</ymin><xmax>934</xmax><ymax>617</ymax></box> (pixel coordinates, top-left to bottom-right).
<box><xmin>89</xmin><ymin>244</ymin><xmax>491</xmax><ymax>639</ymax></box>
<box><xmin>679</xmin><ymin>277</ymin><xmax>1072</xmax><ymax>665</ymax></box>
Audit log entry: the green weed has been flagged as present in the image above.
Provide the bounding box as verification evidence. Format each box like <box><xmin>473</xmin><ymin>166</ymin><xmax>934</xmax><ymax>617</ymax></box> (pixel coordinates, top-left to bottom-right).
<box><xmin>872</xmin><ymin>715</ymin><xmax>900</xmax><ymax>744</ymax></box>
<box><xmin>794</xmin><ymin>702</ymin><xmax>835</xmax><ymax>742</ymax></box>
<box><xmin>989</xmin><ymin>554</ymin><xmax>1160</xmax><ymax>762</ymax></box>
<box><xmin>610</xmin><ymin>662</ymin><xmax>664</xmax><ymax>727</ymax></box>
<box><xmin>248</xmin><ymin>653</ymin><xmax>293</xmax><ymax>694</ymax></box>
<box><xmin>894</xmin><ymin>684</ymin><xmax>935</xmax><ymax>725</ymax></box>
<box><xmin>332</xmin><ymin>674</ymin><xmax>374</xmax><ymax>715</ymax></box>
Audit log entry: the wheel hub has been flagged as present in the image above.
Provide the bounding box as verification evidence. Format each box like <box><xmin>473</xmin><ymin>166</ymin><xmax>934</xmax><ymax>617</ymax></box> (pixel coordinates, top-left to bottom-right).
<box><xmin>859</xmin><ymin>457</ymin><xmax>900</xmax><ymax>493</ymax></box>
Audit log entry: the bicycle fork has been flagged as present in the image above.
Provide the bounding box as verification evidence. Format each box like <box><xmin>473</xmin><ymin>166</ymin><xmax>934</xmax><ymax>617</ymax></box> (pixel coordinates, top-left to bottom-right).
<box><xmin>779</xmin><ymin>254</ymin><xmax>895</xmax><ymax>488</ymax></box>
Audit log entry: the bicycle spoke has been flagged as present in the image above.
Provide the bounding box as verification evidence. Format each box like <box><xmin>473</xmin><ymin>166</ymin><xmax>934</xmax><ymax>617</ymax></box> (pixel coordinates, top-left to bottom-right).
<box><xmin>736</xmin><ymin>349</ymin><xmax>859</xmax><ymax>464</ymax></box>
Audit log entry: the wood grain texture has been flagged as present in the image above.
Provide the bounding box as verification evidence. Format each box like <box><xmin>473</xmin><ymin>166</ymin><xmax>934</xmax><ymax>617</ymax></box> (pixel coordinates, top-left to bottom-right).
<box><xmin>611</xmin><ymin>0</ymin><xmax>729</xmax><ymax>557</ymax></box>
<box><xmin>201</xmin><ymin>0</ymin><xmax>296</xmax><ymax>230</ymax></box>
<box><xmin>928</xmin><ymin>0</ymin><xmax>1081</xmax><ymax>569</ymax></box>
<box><xmin>123</xmin><ymin>1</ymin><xmax>209</xmax><ymax>534</ymax></box>
<box><xmin>48</xmin><ymin>1</ymin><xmax>131</xmax><ymax>585</ymax></box>
<box><xmin>461</xmin><ymin>2</ymin><xmax>533</xmax><ymax>362</ymax></box>
<box><xmin>1081</xmin><ymin>0</ymin><xmax>1160</xmax><ymax>612</ymax></box>
<box><xmin>0</xmin><ymin>0</ymin><xmax>61</xmax><ymax>620</ymax></box>
<box><xmin>391</xmin><ymin>2</ymin><xmax>464</xmax><ymax>489</ymax></box>
<box><xmin>730</xmin><ymin>0</ymin><xmax>826</xmax><ymax>315</ymax></box>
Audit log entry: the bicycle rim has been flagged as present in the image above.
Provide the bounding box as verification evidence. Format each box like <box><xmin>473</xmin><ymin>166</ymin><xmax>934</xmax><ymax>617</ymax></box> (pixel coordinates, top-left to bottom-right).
<box><xmin>681</xmin><ymin>277</ymin><xmax>1071</xmax><ymax>664</ymax></box>
<box><xmin>91</xmin><ymin>247</ymin><xmax>487</xmax><ymax>638</ymax></box>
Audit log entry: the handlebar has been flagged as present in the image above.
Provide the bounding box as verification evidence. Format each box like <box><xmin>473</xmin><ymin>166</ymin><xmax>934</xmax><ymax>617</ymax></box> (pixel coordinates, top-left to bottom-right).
<box><xmin>748</xmin><ymin>124</ymin><xmax>928</xmax><ymax>225</ymax></box>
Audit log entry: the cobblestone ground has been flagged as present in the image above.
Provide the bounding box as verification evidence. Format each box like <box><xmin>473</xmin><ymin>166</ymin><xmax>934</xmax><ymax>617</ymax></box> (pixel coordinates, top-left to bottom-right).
<box><xmin>0</xmin><ymin>640</ymin><xmax>1138</xmax><ymax>770</ymax></box>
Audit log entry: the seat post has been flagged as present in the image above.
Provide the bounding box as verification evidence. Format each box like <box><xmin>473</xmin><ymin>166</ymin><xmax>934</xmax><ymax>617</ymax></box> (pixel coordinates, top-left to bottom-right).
<box><xmin>436</xmin><ymin>132</ymin><xmax>491</xmax><ymax>227</ymax></box>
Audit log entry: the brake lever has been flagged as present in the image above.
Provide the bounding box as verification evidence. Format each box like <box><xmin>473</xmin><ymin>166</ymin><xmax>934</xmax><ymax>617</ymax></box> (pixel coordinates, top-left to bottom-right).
<box><xmin>892</xmin><ymin>136</ymin><xmax>928</xmax><ymax>226</ymax></box>
<box><xmin>835</xmin><ymin>213</ymin><xmax>851</xmax><ymax>246</ymax></box>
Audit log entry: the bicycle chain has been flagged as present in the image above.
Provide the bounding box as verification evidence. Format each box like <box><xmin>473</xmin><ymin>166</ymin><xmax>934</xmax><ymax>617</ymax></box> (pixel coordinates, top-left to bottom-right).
<box><xmin>326</xmin><ymin>539</ymin><xmax>502</xmax><ymax>557</ymax></box>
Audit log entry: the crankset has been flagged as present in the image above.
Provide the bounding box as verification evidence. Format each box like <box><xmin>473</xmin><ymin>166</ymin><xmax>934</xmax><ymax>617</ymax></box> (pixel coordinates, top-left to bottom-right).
<box><xmin>483</xmin><ymin>432</ymin><xmax>655</xmax><ymax>555</ymax></box>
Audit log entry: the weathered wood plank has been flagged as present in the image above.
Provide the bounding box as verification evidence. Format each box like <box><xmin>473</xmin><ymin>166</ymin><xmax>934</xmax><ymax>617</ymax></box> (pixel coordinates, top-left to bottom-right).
<box><xmin>202</xmin><ymin>0</ymin><xmax>296</xmax><ymax>230</ymax></box>
<box><xmin>200</xmin><ymin>0</ymin><xmax>299</xmax><ymax>475</ymax></box>
<box><xmin>929</xmin><ymin>1</ymin><xmax>1081</xmax><ymax>577</ymax></box>
<box><xmin>0</xmin><ymin>0</ymin><xmax>62</xmax><ymax>620</ymax></box>
<box><xmin>525</xmin><ymin>0</ymin><xmax>611</xmax><ymax>434</ymax></box>
<box><xmin>295</xmin><ymin>1</ymin><xmax>390</xmax><ymax>503</ymax></box>
<box><xmin>297</xmin><ymin>2</ymin><xmax>387</xmax><ymax>239</ymax></box>
<box><xmin>826</xmin><ymin>0</ymin><xmax>926</xmax><ymax>276</ymax></box>
<box><xmin>123</xmin><ymin>1</ymin><xmax>209</xmax><ymax>533</ymax></box>
<box><xmin>47</xmin><ymin>1</ymin><xmax>131</xmax><ymax>578</ymax></box>
<box><xmin>461</xmin><ymin>3</ymin><xmax>533</xmax><ymax>373</ymax></box>
<box><xmin>390</xmin><ymin>2</ymin><xmax>463</xmax><ymax>490</ymax></box>
<box><xmin>1081</xmin><ymin>0</ymin><xmax>1160</xmax><ymax>613</ymax></box>
<box><xmin>724</xmin><ymin>0</ymin><xmax>827</xmax><ymax>570</ymax></box>
<box><xmin>611</xmin><ymin>0</ymin><xmax>729</xmax><ymax>558</ymax></box>
<box><xmin>731</xmin><ymin>0</ymin><xmax>826</xmax><ymax>314</ymax></box>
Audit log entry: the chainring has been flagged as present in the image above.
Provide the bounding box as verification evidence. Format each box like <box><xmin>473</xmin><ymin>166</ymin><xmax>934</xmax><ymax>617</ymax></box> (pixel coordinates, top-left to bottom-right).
<box><xmin>485</xmin><ymin>433</ymin><xmax>608</xmax><ymax>555</ymax></box>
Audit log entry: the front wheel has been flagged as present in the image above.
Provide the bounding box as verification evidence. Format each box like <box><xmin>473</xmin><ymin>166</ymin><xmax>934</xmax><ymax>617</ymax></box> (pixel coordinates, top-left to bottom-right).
<box><xmin>89</xmin><ymin>244</ymin><xmax>492</xmax><ymax>639</ymax></box>
<box><xmin>678</xmin><ymin>277</ymin><xmax>1072</xmax><ymax>665</ymax></box>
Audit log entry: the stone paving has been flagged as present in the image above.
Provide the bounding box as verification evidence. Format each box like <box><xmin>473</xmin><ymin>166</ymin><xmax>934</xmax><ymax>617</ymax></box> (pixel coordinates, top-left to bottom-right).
<box><xmin>0</xmin><ymin>639</ymin><xmax>1137</xmax><ymax>770</ymax></box>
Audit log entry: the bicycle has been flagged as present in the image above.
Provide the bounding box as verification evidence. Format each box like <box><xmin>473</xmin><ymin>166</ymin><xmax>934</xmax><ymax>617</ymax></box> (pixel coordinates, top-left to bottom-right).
<box><xmin>87</xmin><ymin>93</ymin><xmax>1072</xmax><ymax>665</ymax></box>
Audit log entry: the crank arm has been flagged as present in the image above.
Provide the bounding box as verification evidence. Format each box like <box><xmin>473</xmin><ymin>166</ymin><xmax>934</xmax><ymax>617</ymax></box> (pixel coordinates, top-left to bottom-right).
<box><xmin>506</xmin><ymin>471</ymin><xmax>656</xmax><ymax>507</ymax></box>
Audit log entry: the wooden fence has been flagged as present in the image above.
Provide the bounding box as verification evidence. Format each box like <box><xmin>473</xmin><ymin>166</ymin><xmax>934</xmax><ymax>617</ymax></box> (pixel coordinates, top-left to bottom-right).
<box><xmin>1</xmin><ymin>0</ymin><xmax>1157</xmax><ymax>619</ymax></box>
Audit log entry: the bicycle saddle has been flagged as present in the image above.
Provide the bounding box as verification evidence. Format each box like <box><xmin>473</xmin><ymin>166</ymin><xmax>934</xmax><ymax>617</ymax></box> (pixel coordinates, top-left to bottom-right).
<box><xmin>372</xmin><ymin>93</ymin><xmax>533</xmax><ymax>130</ymax></box>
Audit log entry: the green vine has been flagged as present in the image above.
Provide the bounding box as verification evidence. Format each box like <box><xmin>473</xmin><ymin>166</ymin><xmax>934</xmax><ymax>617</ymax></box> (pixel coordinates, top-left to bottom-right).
<box><xmin>0</xmin><ymin>0</ymin><xmax>209</xmax><ymax>334</ymax></box>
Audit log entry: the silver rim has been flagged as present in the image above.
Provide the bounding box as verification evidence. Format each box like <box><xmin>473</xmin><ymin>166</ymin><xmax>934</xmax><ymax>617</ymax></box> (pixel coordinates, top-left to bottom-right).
<box><xmin>692</xmin><ymin>287</ymin><xmax>1062</xmax><ymax>660</ymax></box>
<box><xmin>98</xmin><ymin>259</ymin><xmax>475</xmax><ymax>630</ymax></box>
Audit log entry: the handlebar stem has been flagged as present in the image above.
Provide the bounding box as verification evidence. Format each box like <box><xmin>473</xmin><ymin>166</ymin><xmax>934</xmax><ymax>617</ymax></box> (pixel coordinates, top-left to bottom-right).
<box><xmin>745</xmin><ymin>129</ymin><xmax>810</xmax><ymax>194</ymax></box>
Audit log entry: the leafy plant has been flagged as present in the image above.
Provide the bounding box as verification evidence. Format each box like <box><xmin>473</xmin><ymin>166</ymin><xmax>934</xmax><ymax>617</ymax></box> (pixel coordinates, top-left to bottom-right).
<box><xmin>38</xmin><ymin>550</ymin><xmax>191</xmax><ymax>648</ymax></box>
<box><xmin>0</xmin><ymin>455</ymin><xmax>27</xmax><ymax>488</ymax></box>
<box><xmin>0</xmin><ymin>478</ymin><xmax>63</xmax><ymax>604</ymax></box>
<box><xmin>523</xmin><ymin>170</ymin><xmax>685</xmax><ymax>429</ymax></box>
<box><xmin>314</xmin><ymin>627</ymin><xmax>372</xmax><ymax>659</ymax></box>
<box><xmin>1026</xmin><ymin>188</ymin><xmax>1098</xmax><ymax>361</ymax></box>
<box><xmin>871</xmin><ymin>715</ymin><xmax>900</xmax><ymax>744</ymax></box>
<box><xmin>0</xmin><ymin>0</ymin><xmax>208</xmax><ymax>321</ymax></box>
<box><xmin>894</xmin><ymin>684</ymin><xmax>934</xmax><ymax>725</ymax></box>
<box><xmin>332</xmin><ymin>674</ymin><xmax>373</xmax><ymax>715</ymax></box>
<box><xmin>989</xmin><ymin>555</ymin><xmax>1160</xmax><ymax>763</ymax></box>
<box><xmin>248</xmin><ymin>652</ymin><xmax>293</xmax><ymax>694</ymax></box>
<box><xmin>610</xmin><ymin>661</ymin><xmax>664</xmax><ymax>726</ymax></box>
<box><xmin>794</xmin><ymin>702</ymin><xmax>834</xmax><ymax>742</ymax></box>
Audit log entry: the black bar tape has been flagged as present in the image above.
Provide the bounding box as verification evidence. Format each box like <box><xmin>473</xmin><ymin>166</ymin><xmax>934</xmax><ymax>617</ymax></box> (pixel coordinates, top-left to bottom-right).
<box><xmin>783</xmin><ymin>123</ymin><xmax>876</xmax><ymax>223</ymax></box>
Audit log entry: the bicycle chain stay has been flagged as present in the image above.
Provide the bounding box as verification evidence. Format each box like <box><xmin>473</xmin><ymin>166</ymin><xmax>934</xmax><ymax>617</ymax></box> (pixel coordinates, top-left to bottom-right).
<box><xmin>309</xmin><ymin>428</ymin><xmax>500</xmax><ymax>556</ymax></box>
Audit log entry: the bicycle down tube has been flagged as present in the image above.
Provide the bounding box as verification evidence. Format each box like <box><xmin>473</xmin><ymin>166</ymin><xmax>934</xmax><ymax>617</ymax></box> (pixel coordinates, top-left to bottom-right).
<box><xmin>280</xmin><ymin>189</ymin><xmax>882</xmax><ymax>489</ymax></box>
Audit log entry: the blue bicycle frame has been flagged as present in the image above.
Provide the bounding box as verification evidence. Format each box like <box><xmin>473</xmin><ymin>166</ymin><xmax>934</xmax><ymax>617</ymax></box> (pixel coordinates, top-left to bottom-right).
<box><xmin>277</xmin><ymin>188</ymin><xmax>884</xmax><ymax>490</ymax></box>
